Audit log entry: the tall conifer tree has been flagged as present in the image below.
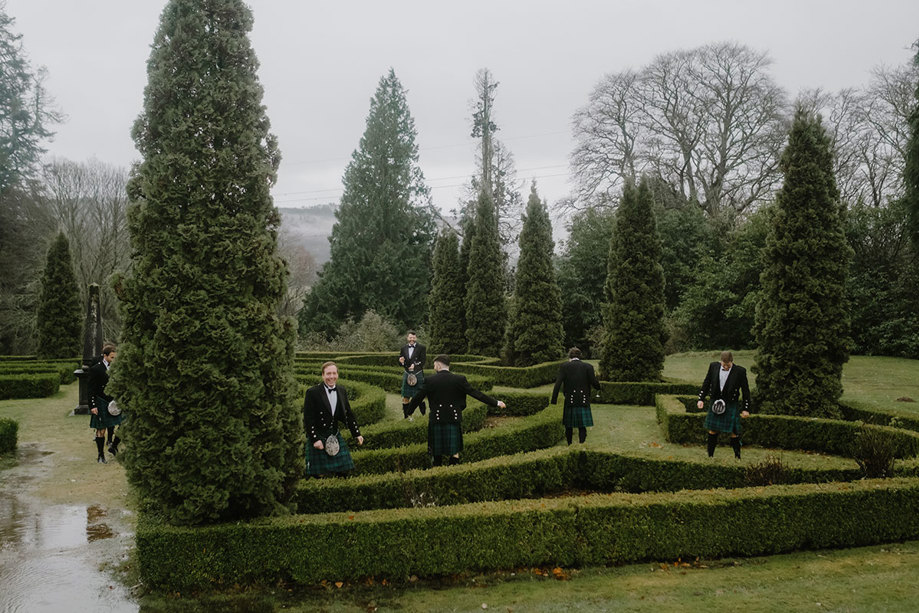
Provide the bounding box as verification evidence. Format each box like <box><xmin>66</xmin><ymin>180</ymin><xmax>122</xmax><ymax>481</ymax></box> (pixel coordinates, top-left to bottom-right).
<box><xmin>110</xmin><ymin>0</ymin><xmax>302</xmax><ymax>525</ymax></box>
<box><xmin>905</xmin><ymin>43</ymin><xmax>919</xmax><ymax>252</ymax></box>
<box><xmin>299</xmin><ymin>70</ymin><xmax>435</xmax><ymax>338</ymax></box>
<box><xmin>36</xmin><ymin>232</ymin><xmax>80</xmax><ymax>358</ymax></box>
<box><xmin>754</xmin><ymin>109</ymin><xmax>851</xmax><ymax>418</ymax></box>
<box><xmin>428</xmin><ymin>229</ymin><xmax>466</xmax><ymax>354</ymax></box>
<box><xmin>505</xmin><ymin>184</ymin><xmax>563</xmax><ymax>365</ymax></box>
<box><xmin>600</xmin><ymin>178</ymin><xmax>667</xmax><ymax>381</ymax></box>
<box><xmin>464</xmin><ymin>189</ymin><xmax>506</xmax><ymax>356</ymax></box>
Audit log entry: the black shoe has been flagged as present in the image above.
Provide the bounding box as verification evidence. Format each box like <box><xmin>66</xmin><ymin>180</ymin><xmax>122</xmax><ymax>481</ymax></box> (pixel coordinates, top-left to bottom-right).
<box><xmin>97</xmin><ymin>455</ymin><xmax>107</xmax><ymax>464</ymax></box>
<box><xmin>419</xmin><ymin>401</ymin><xmax>426</xmax><ymax>416</ymax></box>
<box><xmin>403</xmin><ymin>405</ymin><xmax>412</xmax><ymax>419</ymax></box>
<box><xmin>108</xmin><ymin>444</ymin><xmax>117</xmax><ymax>456</ymax></box>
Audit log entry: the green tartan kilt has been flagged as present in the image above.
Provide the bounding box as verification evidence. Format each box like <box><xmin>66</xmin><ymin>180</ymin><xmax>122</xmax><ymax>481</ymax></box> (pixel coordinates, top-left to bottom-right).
<box><xmin>307</xmin><ymin>431</ymin><xmax>355</xmax><ymax>476</ymax></box>
<box><xmin>563</xmin><ymin>405</ymin><xmax>594</xmax><ymax>428</ymax></box>
<box><xmin>428</xmin><ymin>422</ymin><xmax>462</xmax><ymax>456</ymax></box>
<box><xmin>704</xmin><ymin>401</ymin><xmax>741</xmax><ymax>434</ymax></box>
<box><xmin>89</xmin><ymin>397</ymin><xmax>123</xmax><ymax>429</ymax></box>
<box><xmin>401</xmin><ymin>370</ymin><xmax>425</xmax><ymax>398</ymax></box>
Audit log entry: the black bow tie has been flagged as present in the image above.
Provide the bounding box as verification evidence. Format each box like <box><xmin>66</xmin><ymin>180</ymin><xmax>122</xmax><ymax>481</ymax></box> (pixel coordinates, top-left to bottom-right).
<box><xmin>326</xmin><ymin>386</ymin><xmax>337</xmax><ymax>393</ymax></box>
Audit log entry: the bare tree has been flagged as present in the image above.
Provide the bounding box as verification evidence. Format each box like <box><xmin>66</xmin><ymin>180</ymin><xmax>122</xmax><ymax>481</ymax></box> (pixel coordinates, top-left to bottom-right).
<box><xmin>41</xmin><ymin>158</ymin><xmax>130</xmax><ymax>340</ymax></box>
<box><xmin>570</xmin><ymin>42</ymin><xmax>788</xmax><ymax>219</ymax></box>
<box><xmin>276</xmin><ymin>223</ymin><xmax>317</xmax><ymax>318</ymax></box>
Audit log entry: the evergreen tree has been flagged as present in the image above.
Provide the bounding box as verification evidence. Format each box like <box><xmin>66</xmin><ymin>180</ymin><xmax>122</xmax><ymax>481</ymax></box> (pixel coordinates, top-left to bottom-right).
<box><xmin>600</xmin><ymin>178</ymin><xmax>667</xmax><ymax>381</ymax></box>
<box><xmin>464</xmin><ymin>189</ymin><xmax>506</xmax><ymax>356</ymax></box>
<box><xmin>299</xmin><ymin>69</ymin><xmax>435</xmax><ymax>338</ymax></box>
<box><xmin>906</xmin><ymin>42</ymin><xmax>919</xmax><ymax>252</ymax></box>
<box><xmin>753</xmin><ymin>109</ymin><xmax>851</xmax><ymax>418</ymax></box>
<box><xmin>36</xmin><ymin>232</ymin><xmax>80</xmax><ymax>358</ymax></box>
<box><xmin>428</xmin><ymin>229</ymin><xmax>466</xmax><ymax>354</ymax></box>
<box><xmin>505</xmin><ymin>184</ymin><xmax>563</xmax><ymax>365</ymax></box>
<box><xmin>110</xmin><ymin>0</ymin><xmax>302</xmax><ymax>525</ymax></box>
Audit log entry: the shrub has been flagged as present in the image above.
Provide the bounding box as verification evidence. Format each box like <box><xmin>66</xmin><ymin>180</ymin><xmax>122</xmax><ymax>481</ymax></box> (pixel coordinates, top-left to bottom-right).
<box><xmin>452</xmin><ymin>359</ymin><xmax>560</xmax><ymax>388</ymax></box>
<box><xmin>745</xmin><ymin>455</ymin><xmax>790</xmax><ymax>486</ymax></box>
<box><xmin>0</xmin><ymin>373</ymin><xmax>60</xmax><ymax>399</ymax></box>
<box><xmin>851</xmin><ymin>423</ymin><xmax>898</xmax><ymax>478</ymax></box>
<box><xmin>0</xmin><ymin>417</ymin><xmax>18</xmax><ymax>453</ymax></box>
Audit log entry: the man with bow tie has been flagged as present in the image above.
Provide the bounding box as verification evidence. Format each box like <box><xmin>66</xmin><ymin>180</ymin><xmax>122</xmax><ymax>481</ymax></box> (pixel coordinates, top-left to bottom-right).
<box><xmin>697</xmin><ymin>350</ymin><xmax>752</xmax><ymax>458</ymax></box>
<box><xmin>303</xmin><ymin>361</ymin><xmax>364</xmax><ymax>477</ymax></box>
<box><xmin>399</xmin><ymin>330</ymin><xmax>427</xmax><ymax>418</ymax></box>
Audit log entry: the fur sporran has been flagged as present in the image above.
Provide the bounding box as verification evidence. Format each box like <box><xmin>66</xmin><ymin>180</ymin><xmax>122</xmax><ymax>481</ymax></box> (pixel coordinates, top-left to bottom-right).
<box><xmin>324</xmin><ymin>434</ymin><xmax>340</xmax><ymax>456</ymax></box>
<box><xmin>406</xmin><ymin>373</ymin><xmax>418</xmax><ymax>387</ymax></box>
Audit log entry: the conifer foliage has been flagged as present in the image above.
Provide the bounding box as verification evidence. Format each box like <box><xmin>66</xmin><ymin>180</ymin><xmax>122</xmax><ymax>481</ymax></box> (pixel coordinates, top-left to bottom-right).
<box><xmin>754</xmin><ymin>109</ymin><xmax>851</xmax><ymax>418</ymax></box>
<box><xmin>36</xmin><ymin>232</ymin><xmax>80</xmax><ymax>359</ymax></box>
<box><xmin>505</xmin><ymin>184</ymin><xmax>563</xmax><ymax>365</ymax></box>
<box><xmin>111</xmin><ymin>0</ymin><xmax>302</xmax><ymax>525</ymax></box>
<box><xmin>600</xmin><ymin>178</ymin><xmax>667</xmax><ymax>381</ymax></box>
<box><xmin>428</xmin><ymin>229</ymin><xmax>466</xmax><ymax>354</ymax></box>
<box><xmin>905</xmin><ymin>43</ymin><xmax>919</xmax><ymax>252</ymax></box>
<box><xmin>464</xmin><ymin>189</ymin><xmax>507</xmax><ymax>356</ymax></box>
<box><xmin>299</xmin><ymin>70</ymin><xmax>435</xmax><ymax>339</ymax></box>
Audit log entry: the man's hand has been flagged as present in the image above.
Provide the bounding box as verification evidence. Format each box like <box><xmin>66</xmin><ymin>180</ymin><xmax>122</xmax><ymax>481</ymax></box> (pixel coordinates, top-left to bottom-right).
<box><xmin>357</xmin><ymin>436</ymin><xmax>364</xmax><ymax>445</ymax></box>
<box><xmin>741</xmin><ymin>411</ymin><xmax>750</xmax><ymax>418</ymax></box>
<box><xmin>497</xmin><ymin>401</ymin><xmax>506</xmax><ymax>409</ymax></box>
<box><xmin>399</xmin><ymin>356</ymin><xmax>405</xmax><ymax>365</ymax></box>
<box><xmin>91</xmin><ymin>407</ymin><xmax>98</xmax><ymax>415</ymax></box>
<box><xmin>313</xmin><ymin>440</ymin><xmax>324</xmax><ymax>450</ymax></box>
<box><xmin>409</xmin><ymin>363</ymin><xmax>415</xmax><ymax>371</ymax></box>
<box><xmin>697</xmin><ymin>400</ymin><xmax>704</xmax><ymax>410</ymax></box>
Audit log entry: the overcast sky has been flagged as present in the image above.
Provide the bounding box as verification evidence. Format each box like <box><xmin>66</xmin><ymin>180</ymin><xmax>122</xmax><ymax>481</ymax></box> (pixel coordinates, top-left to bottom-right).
<box><xmin>6</xmin><ymin>0</ymin><xmax>919</xmax><ymax>218</ymax></box>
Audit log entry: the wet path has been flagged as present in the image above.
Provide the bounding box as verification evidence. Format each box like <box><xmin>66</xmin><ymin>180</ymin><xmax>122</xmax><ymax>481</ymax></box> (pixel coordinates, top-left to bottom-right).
<box><xmin>0</xmin><ymin>444</ymin><xmax>138</xmax><ymax>612</ymax></box>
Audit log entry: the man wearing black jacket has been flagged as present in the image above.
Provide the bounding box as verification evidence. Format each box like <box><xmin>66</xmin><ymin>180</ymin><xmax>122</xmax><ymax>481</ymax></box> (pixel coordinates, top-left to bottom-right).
<box><xmin>697</xmin><ymin>350</ymin><xmax>752</xmax><ymax>458</ymax></box>
<box><xmin>303</xmin><ymin>361</ymin><xmax>364</xmax><ymax>477</ymax></box>
<box><xmin>399</xmin><ymin>330</ymin><xmax>427</xmax><ymax>418</ymax></box>
<box><xmin>551</xmin><ymin>347</ymin><xmax>601</xmax><ymax>445</ymax></box>
<box><xmin>406</xmin><ymin>354</ymin><xmax>506</xmax><ymax>466</ymax></box>
<box><xmin>88</xmin><ymin>343</ymin><xmax>118</xmax><ymax>463</ymax></box>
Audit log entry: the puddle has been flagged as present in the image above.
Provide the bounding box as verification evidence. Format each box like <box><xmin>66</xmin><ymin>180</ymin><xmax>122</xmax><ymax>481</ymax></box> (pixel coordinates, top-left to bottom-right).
<box><xmin>0</xmin><ymin>447</ymin><xmax>138</xmax><ymax>612</ymax></box>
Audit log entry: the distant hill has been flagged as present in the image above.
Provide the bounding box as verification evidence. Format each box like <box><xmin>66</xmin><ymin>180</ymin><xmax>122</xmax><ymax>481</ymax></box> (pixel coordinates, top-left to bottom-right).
<box><xmin>278</xmin><ymin>204</ymin><xmax>338</xmax><ymax>265</ymax></box>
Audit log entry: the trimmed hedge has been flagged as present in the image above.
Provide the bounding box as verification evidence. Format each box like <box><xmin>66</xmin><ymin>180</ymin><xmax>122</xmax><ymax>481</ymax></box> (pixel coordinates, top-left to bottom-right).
<box><xmin>0</xmin><ymin>373</ymin><xmax>60</xmax><ymax>399</ymax></box>
<box><xmin>137</xmin><ymin>477</ymin><xmax>919</xmax><ymax>589</ymax></box>
<box><xmin>491</xmin><ymin>389</ymin><xmax>550</xmax><ymax>416</ymax></box>
<box><xmin>657</xmin><ymin>395</ymin><xmax>919</xmax><ymax>459</ymax></box>
<box><xmin>0</xmin><ymin>417</ymin><xmax>17</xmax><ymax>453</ymax></box>
<box><xmin>297</xmin><ymin>367</ymin><xmax>493</xmax><ymax>396</ymax></box>
<box><xmin>350</xmin><ymin>404</ymin><xmax>489</xmax><ymax>450</ymax></box>
<box><xmin>598</xmin><ymin>381</ymin><xmax>697</xmax><ymax>406</ymax></box>
<box><xmin>452</xmin><ymin>359</ymin><xmax>561</xmax><ymax>388</ymax></box>
<box><xmin>292</xmin><ymin>447</ymin><xmax>861</xmax><ymax>514</ymax></box>
<box><xmin>347</xmin><ymin>405</ymin><xmax>564</xmax><ymax>474</ymax></box>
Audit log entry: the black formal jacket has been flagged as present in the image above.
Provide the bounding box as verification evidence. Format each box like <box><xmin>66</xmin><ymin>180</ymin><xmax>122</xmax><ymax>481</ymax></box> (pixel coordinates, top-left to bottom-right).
<box><xmin>551</xmin><ymin>359</ymin><xmax>601</xmax><ymax>408</ymax></box>
<box><xmin>399</xmin><ymin>343</ymin><xmax>427</xmax><ymax>373</ymax></box>
<box><xmin>87</xmin><ymin>359</ymin><xmax>113</xmax><ymax>411</ymax></box>
<box><xmin>698</xmin><ymin>362</ymin><xmax>751</xmax><ymax>412</ymax></box>
<box><xmin>406</xmin><ymin>370</ymin><xmax>498</xmax><ymax>424</ymax></box>
<box><xmin>303</xmin><ymin>384</ymin><xmax>362</xmax><ymax>444</ymax></box>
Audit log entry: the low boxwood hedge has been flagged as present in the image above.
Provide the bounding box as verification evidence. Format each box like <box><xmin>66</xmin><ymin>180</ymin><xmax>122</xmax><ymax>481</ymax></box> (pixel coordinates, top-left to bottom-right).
<box><xmin>291</xmin><ymin>447</ymin><xmax>861</xmax><ymax>514</ymax></box>
<box><xmin>348</xmin><ymin>404</ymin><xmax>488</xmax><ymax>450</ymax></box>
<box><xmin>598</xmin><ymin>381</ymin><xmax>697</xmax><ymax>406</ymax></box>
<box><xmin>0</xmin><ymin>373</ymin><xmax>60</xmax><ymax>399</ymax></box>
<box><xmin>0</xmin><ymin>361</ymin><xmax>79</xmax><ymax>384</ymax></box>
<box><xmin>347</xmin><ymin>405</ymin><xmax>564</xmax><ymax>474</ymax></box>
<box><xmin>657</xmin><ymin>394</ymin><xmax>919</xmax><ymax>458</ymax></box>
<box><xmin>137</xmin><ymin>477</ymin><xmax>919</xmax><ymax>590</ymax></box>
<box><xmin>297</xmin><ymin>367</ymin><xmax>493</xmax><ymax>396</ymax></box>
<box><xmin>490</xmin><ymin>389</ymin><xmax>549</xmax><ymax>416</ymax></box>
<box><xmin>0</xmin><ymin>417</ymin><xmax>17</xmax><ymax>453</ymax></box>
<box><xmin>452</xmin><ymin>359</ymin><xmax>561</xmax><ymax>388</ymax></box>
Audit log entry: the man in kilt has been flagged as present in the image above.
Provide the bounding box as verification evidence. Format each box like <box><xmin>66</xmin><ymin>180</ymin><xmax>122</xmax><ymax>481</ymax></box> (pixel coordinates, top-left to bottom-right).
<box><xmin>304</xmin><ymin>361</ymin><xmax>364</xmax><ymax>477</ymax></box>
<box><xmin>697</xmin><ymin>350</ymin><xmax>751</xmax><ymax>458</ymax></box>
<box><xmin>88</xmin><ymin>343</ymin><xmax>120</xmax><ymax>463</ymax></box>
<box><xmin>551</xmin><ymin>347</ymin><xmax>601</xmax><ymax>445</ymax></box>
<box><xmin>406</xmin><ymin>354</ymin><xmax>506</xmax><ymax>466</ymax></box>
<box><xmin>399</xmin><ymin>330</ymin><xmax>427</xmax><ymax>418</ymax></box>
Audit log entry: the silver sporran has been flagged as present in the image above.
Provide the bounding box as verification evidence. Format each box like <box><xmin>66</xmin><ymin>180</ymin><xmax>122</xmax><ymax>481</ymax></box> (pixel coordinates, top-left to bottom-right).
<box><xmin>711</xmin><ymin>399</ymin><xmax>726</xmax><ymax>415</ymax></box>
<box><xmin>406</xmin><ymin>373</ymin><xmax>418</xmax><ymax>387</ymax></box>
<box><xmin>324</xmin><ymin>434</ymin><xmax>340</xmax><ymax>456</ymax></box>
<box><xmin>106</xmin><ymin>399</ymin><xmax>121</xmax><ymax>416</ymax></box>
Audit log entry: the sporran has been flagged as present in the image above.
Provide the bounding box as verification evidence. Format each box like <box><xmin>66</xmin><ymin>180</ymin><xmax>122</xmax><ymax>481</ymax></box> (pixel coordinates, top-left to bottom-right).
<box><xmin>406</xmin><ymin>373</ymin><xmax>418</xmax><ymax>387</ymax></box>
<box><xmin>106</xmin><ymin>399</ymin><xmax>121</xmax><ymax>416</ymax></box>
<box><xmin>324</xmin><ymin>434</ymin><xmax>340</xmax><ymax>456</ymax></box>
<box><xmin>711</xmin><ymin>399</ymin><xmax>726</xmax><ymax>415</ymax></box>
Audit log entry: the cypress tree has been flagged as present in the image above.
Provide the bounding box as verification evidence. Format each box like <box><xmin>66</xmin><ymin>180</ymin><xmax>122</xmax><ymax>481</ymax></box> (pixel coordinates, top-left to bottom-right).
<box><xmin>754</xmin><ymin>109</ymin><xmax>851</xmax><ymax>418</ymax></box>
<box><xmin>36</xmin><ymin>232</ymin><xmax>80</xmax><ymax>359</ymax></box>
<box><xmin>505</xmin><ymin>184</ymin><xmax>563</xmax><ymax>365</ymax></box>
<box><xmin>600</xmin><ymin>178</ymin><xmax>667</xmax><ymax>381</ymax></box>
<box><xmin>464</xmin><ymin>189</ymin><xmax>506</xmax><ymax>356</ymax></box>
<box><xmin>428</xmin><ymin>229</ymin><xmax>466</xmax><ymax>354</ymax></box>
<box><xmin>110</xmin><ymin>0</ymin><xmax>302</xmax><ymax>525</ymax></box>
<box><xmin>299</xmin><ymin>69</ymin><xmax>435</xmax><ymax>338</ymax></box>
<box><xmin>906</xmin><ymin>43</ymin><xmax>919</xmax><ymax>252</ymax></box>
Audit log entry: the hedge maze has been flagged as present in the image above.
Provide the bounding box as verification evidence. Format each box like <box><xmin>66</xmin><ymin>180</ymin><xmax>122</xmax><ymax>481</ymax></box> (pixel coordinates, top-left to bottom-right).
<box><xmin>0</xmin><ymin>356</ymin><xmax>80</xmax><ymax>400</ymax></box>
<box><xmin>125</xmin><ymin>353</ymin><xmax>919</xmax><ymax>589</ymax></box>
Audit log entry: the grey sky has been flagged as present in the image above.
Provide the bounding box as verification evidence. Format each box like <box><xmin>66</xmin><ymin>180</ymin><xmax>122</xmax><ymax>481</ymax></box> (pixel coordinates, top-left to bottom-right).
<box><xmin>7</xmin><ymin>0</ymin><xmax>919</xmax><ymax>217</ymax></box>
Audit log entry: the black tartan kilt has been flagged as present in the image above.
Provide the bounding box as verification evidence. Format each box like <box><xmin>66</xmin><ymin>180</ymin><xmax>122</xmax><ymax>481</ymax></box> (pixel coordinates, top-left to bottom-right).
<box><xmin>307</xmin><ymin>431</ymin><xmax>355</xmax><ymax>476</ymax></box>
<box><xmin>428</xmin><ymin>422</ymin><xmax>462</xmax><ymax>456</ymax></box>
<box><xmin>401</xmin><ymin>370</ymin><xmax>425</xmax><ymax>398</ymax></box>
<box><xmin>563</xmin><ymin>405</ymin><xmax>594</xmax><ymax>428</ymax></box>
<box><xmin>704</xmin><ymin>401</ymin><xmax>741</xmax><ymax>434</ymax></box>
<box><xmin>89</xmin><ymin>397</ymin><xmax>123</xmax><ymax>429</ymax></box>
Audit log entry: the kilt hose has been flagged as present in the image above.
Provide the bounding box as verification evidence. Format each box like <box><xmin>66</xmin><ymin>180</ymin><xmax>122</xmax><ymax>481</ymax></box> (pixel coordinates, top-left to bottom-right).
<box><xmin>428</xmin><ymin>422</ymin><xmax>462</xmax><ymax>456</ymax></box>
<box><xmin>563</xmin><ymin>405</ymin><xmax>594</xmax><ymax>428</ymax></box>
<box><xmin>307</xmin><ymin>431</ymin><xmax>355</xmax><ymax>476</ymax></box>
<box><xmin>704</xmin><ymin>400</ymin><xmax>741</xmax><ymax>434</ymax></box>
